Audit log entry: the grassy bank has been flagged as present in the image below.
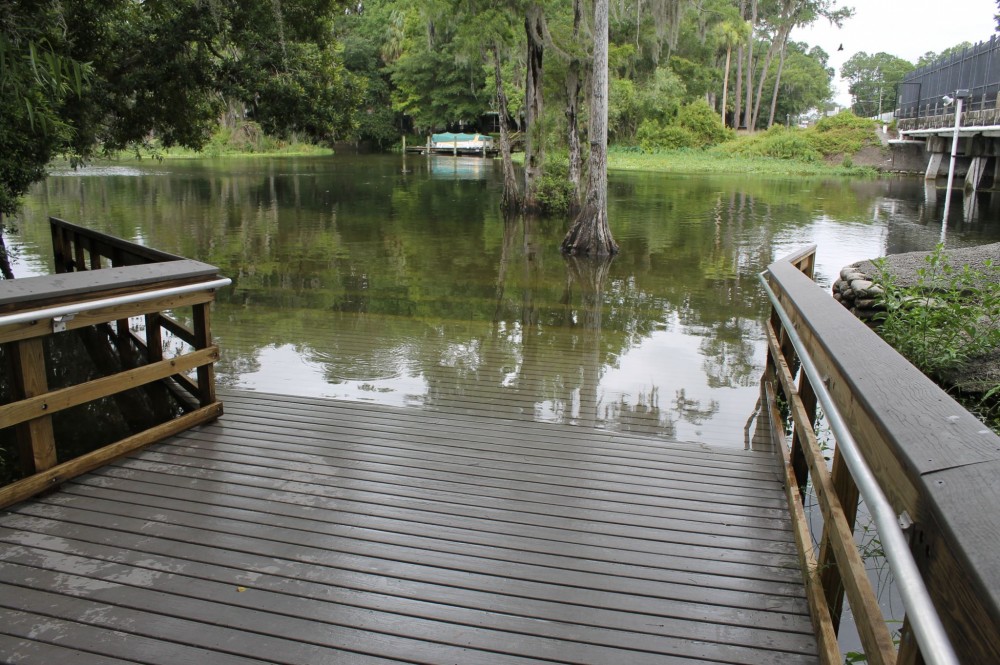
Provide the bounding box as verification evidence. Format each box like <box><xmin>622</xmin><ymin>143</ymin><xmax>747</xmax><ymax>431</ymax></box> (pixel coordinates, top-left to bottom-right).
<box><xmin>138</xmin><ymin>122</ymin><xmax>334</xmax><ymax>159</ymax></box>
<box><xmin>605</xmin><ymin>148</ymin><xmax>879</xmax><ymax>177</ymax></box>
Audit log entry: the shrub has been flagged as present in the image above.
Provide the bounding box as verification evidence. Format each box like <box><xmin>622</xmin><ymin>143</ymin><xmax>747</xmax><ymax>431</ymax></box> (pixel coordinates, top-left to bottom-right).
<box><xmin>715</xmin><ymin>126</ymin><xmax>821</xmax><ymax>161</ymax></box>
<box><xmin>636</xmin><ymin>120</ymin><xmax>697</xmax><ymax>152</ymax></box>
<box><xmin>534</xmin><ymin>160</ymin><xmax>576</xmax><ymax>216</ymax></box>
<box><xmin>807</xmin><ymin>110</ymin><xmax>879</xmax><ymax>156</ymax></box>
<box><xmin>635</xmin><ymin>66</ymin><xmax>686</xmax><ymax>126</ymax></box>
<box><xmin>675</xmin><ymin>100</ymin><xmax>733</xmax><ymax>147</ymax></box>
<box><xmin>874</xmin><ymin>245</ymin><xmax>1000</xmax><ymax>380</ymax></box>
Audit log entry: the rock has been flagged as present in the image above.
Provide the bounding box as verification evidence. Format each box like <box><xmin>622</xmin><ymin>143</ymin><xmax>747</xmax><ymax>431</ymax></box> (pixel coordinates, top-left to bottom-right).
<box><xmin>850</xmin><ymin>279</ymin><xmax>874</xmax><ymax>292</ymax></box>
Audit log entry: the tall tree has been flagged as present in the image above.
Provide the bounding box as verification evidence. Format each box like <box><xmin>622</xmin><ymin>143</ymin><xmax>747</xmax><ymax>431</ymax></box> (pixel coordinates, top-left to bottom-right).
<box><xmin>1</xmin><ymin>0</ymin><xmax>362</xmax><ymax>279</ymax></box>
<box><xmin>842</xmin><ymin>51</ymin><xmax>913</xmax><ymax>117</ymax></box>
<box><xmin>741</xmin><ymin>0</ymin><xmax>758</xmax><ymax>130</ymax></box>
<box><xmin>561</xmin><ymin>0</ymin><xmax>618</xmax><ymax>257</ymax></box>
<box><xmin>493</xmin><ymin>41</ymin><xmax>522</xmax><ymax>211</ymax></box>
<box><xmin>564</xmin><ymin>0</ymin><xmax>588</xmax><ymax>212</ymax></box>
<box><xmin>523</xmin><ymin>3</ymin><xmax>547</xmax><ymax>212</ymax></box>
<box><xmin>714</xmin><ymin>16</ymin><xmax>749</xmax><ymax>127</ymax></box>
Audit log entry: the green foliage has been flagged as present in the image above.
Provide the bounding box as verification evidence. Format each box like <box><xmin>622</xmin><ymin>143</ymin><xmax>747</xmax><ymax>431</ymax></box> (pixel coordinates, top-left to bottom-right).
<box><xmin>714</xmin><ymin>126</ymin><xmax>821</xmax><ymax>161</ymax></box>
<box><xmin>636</xmin><ymin>66</ymin><xmax>687</xmax><ymax>126</ymax></box>
<box><xmin>840</xmin><ymin>51</ymin><xmax>914</xmax><ymax>118</ymax></box>
<box><xmin>760</xmin><ymin>42</ymin><xmax>836</xmax><ymax>122</ymax></box>
<box><xmin>636</xmin><ymin>120</ymin><xmax>698</xmax><ymax>151</ymax></box>
<box><xmin>874</xmin><ymin>246</ymin><xmax>1000</xmax><ymax>380</ymax></box>
<box><xmin>0</xmin><ymin>6</ymin><xmax>89</xmax><ymax>218</ymax></box>
<box><xmin>150</xmin><ymin>121</ymin><xmax>334</xmax><ymax>157</ymax></box>
<box><xmin>1</xmin><ymin>0</ymin><xmax>362</xmax><ymax>225</ymax></box>
<box><xmin>810</xmin><ymin>110</ymin><xmax>879</xmax><ymax>155</ymax></box>
<box><xmin>917</xmin><ymin>42</ymin><xmax>973</xmax><ymax>68</ymax></box>
<box><xmin>675</xmin><ymin>100</ymin><xmax>732</xmax><ymax>147</ymax></box>
<box><xmin>609</xmin><ymin>78</ymin><xmax>641</xmax><ymax>142</ymax></box>
<box><xmin>533</xmin><ymin>159</ymin><xmax>576</xmax><ymax>216</ymax></box>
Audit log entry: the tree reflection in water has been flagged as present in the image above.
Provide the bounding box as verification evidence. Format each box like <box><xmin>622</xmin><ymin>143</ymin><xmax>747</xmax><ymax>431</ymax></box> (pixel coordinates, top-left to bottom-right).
<box><xmin>13</xmin><ymin>155</ymin><xmax>1000</xmax><ymax>446</ymax></box>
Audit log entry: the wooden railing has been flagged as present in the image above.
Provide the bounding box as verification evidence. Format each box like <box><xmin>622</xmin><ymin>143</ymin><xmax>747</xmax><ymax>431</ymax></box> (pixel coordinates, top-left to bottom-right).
<box><xmin>759</xmin><ymin>247</ymin><xmax>999</xmax><ymax>664</ymax></box>
<box><xmin>0</xmin><ymin>218</ymin><xmax>229</xmax><ymax>508</ymax></box>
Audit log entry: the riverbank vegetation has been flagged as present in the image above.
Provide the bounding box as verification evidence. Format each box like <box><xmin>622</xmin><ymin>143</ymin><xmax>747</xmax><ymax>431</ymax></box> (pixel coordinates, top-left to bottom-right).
<box><xmin>1</xmin><ymin>0</ymin><xmax>986</xmax><ymax>259</ymax></box>
<box><xmin>873</xmin><ymin>247</ymin><xmax>1000</xmax><ymax>435</ymax></box>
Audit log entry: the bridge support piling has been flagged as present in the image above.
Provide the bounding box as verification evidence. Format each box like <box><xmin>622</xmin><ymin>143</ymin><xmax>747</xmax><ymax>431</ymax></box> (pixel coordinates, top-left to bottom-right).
<box><xmin>925</xmin><ymin>153</ymin><xmax>944</xmax><ymax>181</ymax></box>
<box><xmin>964</xmin><ymin>156</ymin><xmax>990</xmax><ymax>191</ymax></box>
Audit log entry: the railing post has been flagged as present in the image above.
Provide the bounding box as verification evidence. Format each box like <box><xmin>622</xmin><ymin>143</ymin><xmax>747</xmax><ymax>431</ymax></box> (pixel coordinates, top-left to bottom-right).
<box><xmin>51</xmin><ymin>224</ymin><xmax>69</xmax><ymax>274</ymax></box>
<box><xmin>192</xmin><ymin>302</ymin><xmax>216</xmax><ymax>407</ymax></box>
<box><xmin>898</xmin><ymin>615</ymin><xmax>928</xmax><ymax>665</ymax></box>
<box><xmin>818</xmin><ymin>446</ymin><xmax>862</xmax><ymax>632</ymax></box>
<box><xmin>9</xmin><ymin>338</ymin><xmax>58</xmax><ymax>475</ymax></box>
<box><xmin>111</xmin><ymin>247</ymin><xmax>130</xmax><ymax>340</ymax></box>
<box><xmin>145</xmin><ymin>313</ymin><xmax>163</xmax><ymax>364</ymax></box>
<box><xmin>74</xmin><ymin>236</ymin><xmax>87</xmax><ymax>272</ymax></box>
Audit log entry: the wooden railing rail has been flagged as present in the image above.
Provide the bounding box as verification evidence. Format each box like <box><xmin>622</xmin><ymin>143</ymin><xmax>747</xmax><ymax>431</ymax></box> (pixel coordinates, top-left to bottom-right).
<box><xmin>759</xmin><ymin>248</ymin><xmax>999</xmax><ymax>664</ymax></box>
<box><xmin>50</xmin><ymin>216</ymin><xmax>181</xmax><ymax>272</ymax></box>
<box><xmin>0</xmin><ymin>221</ymin><xmax>229</xmax><ymax>509</ymax></box>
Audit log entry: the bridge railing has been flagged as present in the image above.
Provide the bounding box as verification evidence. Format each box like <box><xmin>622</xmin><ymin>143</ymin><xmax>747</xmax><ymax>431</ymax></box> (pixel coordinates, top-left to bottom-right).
<box><xmin>759</xmin><ymin>247</ymin><xmax>999</xmax><ymax>664</ymax></box>
<box><xmin>0</xmin><ymin>219</ymin><xmax>229</xmax><ymax>508</ymax></box>
<box><xmin>896</xmin><ymin>35</ymin><xmax>1000</xmax><ymax>127</ymax></box>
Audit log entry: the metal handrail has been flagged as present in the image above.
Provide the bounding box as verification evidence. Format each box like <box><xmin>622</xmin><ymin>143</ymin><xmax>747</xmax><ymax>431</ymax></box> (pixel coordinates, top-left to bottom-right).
<box><xmin>0</xmin><ymin>278</ymin><xmax>232</xmax><ymax>329</ymax></box>
<box><xmin>759</xmin><ymin>272</ymin><xmax>959</xmax><ymax>665</ymax></box>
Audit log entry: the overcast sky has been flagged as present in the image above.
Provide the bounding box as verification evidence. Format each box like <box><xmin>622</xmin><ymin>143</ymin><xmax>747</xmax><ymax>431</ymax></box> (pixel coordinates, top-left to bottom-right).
<box><xmin>790</xmin><ymin>0</ymin><xmax>997</xmax><ymax>105</ymax></box>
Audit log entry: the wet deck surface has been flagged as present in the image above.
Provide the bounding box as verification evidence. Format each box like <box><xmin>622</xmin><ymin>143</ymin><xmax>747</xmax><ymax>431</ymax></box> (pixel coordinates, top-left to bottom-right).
<box><xmin>0</xmin><ymin>390</ymin><xmax>817</xmax><ymax>664</ymax></box>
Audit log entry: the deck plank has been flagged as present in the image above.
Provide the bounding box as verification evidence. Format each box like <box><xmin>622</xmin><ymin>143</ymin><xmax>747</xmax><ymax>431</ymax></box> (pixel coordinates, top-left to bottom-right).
<box><xmin>0</xmin><ymin>390</ymin><xmax>818</xmax><ymax>664</ymax></box>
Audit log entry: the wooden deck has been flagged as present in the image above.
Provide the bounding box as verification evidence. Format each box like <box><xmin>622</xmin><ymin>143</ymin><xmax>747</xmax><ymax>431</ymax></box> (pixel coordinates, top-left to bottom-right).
<box><xmin>0</xmin><ymin>390</ymin><xmax>817</xmax><ymax>664</ymax></box>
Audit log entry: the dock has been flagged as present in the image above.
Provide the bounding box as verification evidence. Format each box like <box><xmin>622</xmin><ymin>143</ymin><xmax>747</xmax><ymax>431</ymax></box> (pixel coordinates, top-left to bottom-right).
<box><xmin>0</xmin><ymin>389</ymin><xmax>815</xmax><ymax>664</ymax></box>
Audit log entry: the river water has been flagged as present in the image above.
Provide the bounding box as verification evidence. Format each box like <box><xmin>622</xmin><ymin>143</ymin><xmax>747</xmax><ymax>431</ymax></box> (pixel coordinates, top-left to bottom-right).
<box><xmin>11</xmin><ymin>154</ymin><xmax>1000</xmax><ymax>448</ymax></box>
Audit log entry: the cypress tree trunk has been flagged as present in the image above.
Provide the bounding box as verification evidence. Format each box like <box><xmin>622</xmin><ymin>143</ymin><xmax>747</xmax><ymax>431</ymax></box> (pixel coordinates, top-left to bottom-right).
<box><xmin>523</xmin><ymin>5</ymin><xmax>546</xmax><ymax>213</ymax></box>
<box><xmin>493</xmin><ymin>43</ymin><xmax>521</xmax><ymax>212</ymax></box>
<box><xmin>565</xmin><ymin>0</ymin><xmax>585</xmax><ymax>214</ymax></box>
<box><xmin>561</xmin><ymin>0</ymin><xmax>618</xmax><ymax>257</ymax></box>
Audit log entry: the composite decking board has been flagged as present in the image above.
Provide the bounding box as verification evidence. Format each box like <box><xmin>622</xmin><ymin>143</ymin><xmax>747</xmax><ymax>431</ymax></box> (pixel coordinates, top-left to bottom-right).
<box><xmin>218</xmin><ymin>390</ymin><xmax>771</xmax><ymax>464</ymax></box>
<box><xmin>1</xmin><ymin>390</ymin><xmax>818</xmax><ymax>664</ymax></box>
<box><xmin>51</xmin><ymin>481</ymin><xmax>807</xmax><ymax>604</ymax></box>
<box><xmin>211</xmin><ymin>404</ymin><xmax>784</xmax><ymax>483</ymax></box>
<box><xmin>146</xmin><ymin>439</ymin><xmax>796</xmax><ymax>553</ymax></box>
<box><xmin>79</xmin><ymin>466</ymin><xmax>796</xmax><ymax>564</ymax></box>
<box><xmin>170</xmin><ymin>425</ymin><xmax>787</xmax><ymax>499</ymax></box>
<box><xmin>0</xmin><ymin>605</ymin><xmax>279</xmax><ymax>665</ymax></box>
<box><xmin>0</xmin><ymin>631</ymin><xmax>136</xmax><ymax>665</ymax></box>
<box><xmin>90</xmin><ymin>460</ymin><xmax>791</xmax><ymax>537</ymax></box>
<box><xmin>14</xmin><ymin>493</ymin><xmax>804</xmax><ymax>616</ymax></box>
<box><xmin>221</xmin><ymin>389</ymin><xmax>748</xmax><ymax>453</ymax></box>
<box><xmin>120</xmin><ymin>447</ymin><xmax>794</xmax><ymax>540</ymax></box>
<box><xmin>6</xmin><ymin>502</ymin><xmax>810</xmax><ymax>637</ymax></box>
<box><xmin>106</xmin><ymin>452</ymin><xmax>795</xmax><ymax>536</ymax></box>
<box><xmin>0</xmin><ymin>552</ymin><xmax>817</xmax><ymax>665</ymax></box>
<box><xmin>215</xmin><ymin>402</ymin><xmax>776</xmax><ymax>475</ymax></box>
<box><xmin>147</xmin><ymin>440</ymin><xmax>790</xmax><ymax>514</ymax></box>
<box><xmin>88</xmin><ymin>462</ymin><xmax>804</xmax><ymax>584</ymax></box>
<box><xmin>217</xmin><ymin>383</ymin><xmax>737</xmax><ymax>444</ymax></box>
<box><xmin>0</xmin><ymin>520</ymin><xmax>813</xmax><ymax>656</ymax></box>
<box><xmin>0</xmin><ymin>580</ymin><xmax>474</xmax><ymax>665</ymax></box>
